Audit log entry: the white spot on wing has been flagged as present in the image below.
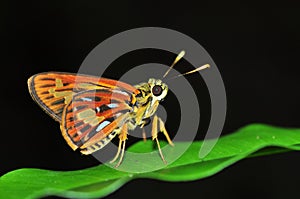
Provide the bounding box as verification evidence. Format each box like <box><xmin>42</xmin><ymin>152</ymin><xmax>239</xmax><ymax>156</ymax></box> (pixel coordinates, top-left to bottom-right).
<box><xmin>113</xmin><ymin>90</ymin><xmax>129</xmax><ymax>96</ymax></box>
<box><xmin>107</xmin><ymin>103</ymin><xmax>118</xmax><ymax>108</ymax></box>
<box><xmin>115</xmin><ymin>113</ymin><xmax>122</xmax><ymax>117</ymax></box>
<box><xmin>81</xmin><ymin>97</ymin><xmax>92</xmax><ymax>101</ymax></box>
<box><xmin>96</xmin><ymin>121</ymin><xmax>111</xmax><ymax>132</ymax></box>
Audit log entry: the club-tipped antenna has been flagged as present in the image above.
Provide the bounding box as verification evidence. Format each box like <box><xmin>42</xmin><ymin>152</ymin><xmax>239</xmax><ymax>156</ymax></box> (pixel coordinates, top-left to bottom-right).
<box><xmin>166</xmin><ymin>64</ymin><xmax>210</xmax><ymax>81</ymax></box>
<box><xmin>162</xmin><ymin>50</ymin><xmax>185</xmax><ymax>78</ymax></box>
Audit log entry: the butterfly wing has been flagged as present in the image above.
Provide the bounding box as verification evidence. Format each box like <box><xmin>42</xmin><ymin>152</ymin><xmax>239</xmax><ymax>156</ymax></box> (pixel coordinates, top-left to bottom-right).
<box><xmin>61</xmin><ymin>88</ymin><xmax>137</xmax><ymax>154</ymax></box>
<box><xmin>28</xmin><ymin>72</ymin><xmax>138</xmax><ymax>122</ymax></box>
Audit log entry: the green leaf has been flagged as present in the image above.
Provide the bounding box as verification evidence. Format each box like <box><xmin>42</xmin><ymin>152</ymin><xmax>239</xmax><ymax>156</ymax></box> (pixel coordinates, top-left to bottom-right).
<box><xmin>1</xmin><ymin>124</ymin><xmax>300</xmax><ymax>199</ymax></box>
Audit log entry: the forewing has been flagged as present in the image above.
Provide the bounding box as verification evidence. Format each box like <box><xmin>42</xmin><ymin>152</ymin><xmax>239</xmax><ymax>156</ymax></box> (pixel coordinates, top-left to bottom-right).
<box><xmin>28</xmin><ymin>72</ymin><xmax>138</xmax><ymax>122</ymax></box>
<box><xmin>61</xmin><ymin>89</ymin><xmax>134</xmax><ymax>154</ymax></box>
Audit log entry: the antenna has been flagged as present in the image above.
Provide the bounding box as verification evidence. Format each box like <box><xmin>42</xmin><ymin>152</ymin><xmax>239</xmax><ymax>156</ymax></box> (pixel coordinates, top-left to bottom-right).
<box><xmin>171</xmin><ymin>64</ymin><xmax>210</xmax><ymax>79</ymax></box>
<box><xmin>162</xmin><ymin>50</ymin><xmax>210</xmax><ymax>80</ymax></box>
<box><xmin>162</xmin><ymin>50</ymin><xmax>185</xmax><ymax>78</ymax></box>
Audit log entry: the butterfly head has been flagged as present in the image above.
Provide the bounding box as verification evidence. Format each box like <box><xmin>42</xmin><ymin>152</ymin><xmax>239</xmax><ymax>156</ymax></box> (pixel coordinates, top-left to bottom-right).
<box><xmin>148</xmin><ymin>78</ymin><xmax>168</xmax><ymax>101</ymax></box>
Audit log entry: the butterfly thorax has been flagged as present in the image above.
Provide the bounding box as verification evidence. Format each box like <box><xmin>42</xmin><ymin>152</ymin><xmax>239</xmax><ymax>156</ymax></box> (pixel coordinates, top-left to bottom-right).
<box><xmin>127</xmin><ymin>78</ymin><xmax>168</xmax><ymax>130</ymax></box>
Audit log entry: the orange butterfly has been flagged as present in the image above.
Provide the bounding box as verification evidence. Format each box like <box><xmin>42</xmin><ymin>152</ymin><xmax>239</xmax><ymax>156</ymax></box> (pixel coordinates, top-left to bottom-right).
<box><xmin>28</xmin><ymin>51</ymin><xmax>210</xmax><ymax>167</ymax></box>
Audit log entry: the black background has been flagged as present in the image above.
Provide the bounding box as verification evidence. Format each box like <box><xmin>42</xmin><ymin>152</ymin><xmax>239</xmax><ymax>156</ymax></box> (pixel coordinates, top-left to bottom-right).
<box><xmin>2</xmin><ymin>1</ymin><xmax>300</xmax><ymax>199</ymax></box>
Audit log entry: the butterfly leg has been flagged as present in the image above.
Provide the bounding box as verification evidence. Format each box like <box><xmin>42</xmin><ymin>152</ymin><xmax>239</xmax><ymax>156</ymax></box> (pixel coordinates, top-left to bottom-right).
<box><xmin>109</xmin><ymin>137</ymin><xmax>122</xmax><ymax>164</ymax></box>
<box><xmin>158</xmin><ymin>117</ymin><xmax>174</xmax><ymax>146</ymax></box>
<box><xmin>140</xmin><ymin>118</ymin><xmax>151</xmax><ymax>142</ymax></box>
<box><xmin>110</xmin><ymin>124</ymin><xmax>128</xmax><ymax>167</ymax></box>
<box><xmin>142</xmin><ymin>128</ymin><xmax>147</xmax><ymax>142</ymax></box>
<box><xmin>152</xmin><ymin>115</ymin><xmax>167</xmax><ymax>164</ymax></box>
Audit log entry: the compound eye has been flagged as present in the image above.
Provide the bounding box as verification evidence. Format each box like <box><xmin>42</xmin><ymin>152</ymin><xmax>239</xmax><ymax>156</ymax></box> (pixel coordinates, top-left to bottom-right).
<box><xmin>152</xmin><ymin>85</ymin><xmax>163</xmax><ymax>96</ymax></box>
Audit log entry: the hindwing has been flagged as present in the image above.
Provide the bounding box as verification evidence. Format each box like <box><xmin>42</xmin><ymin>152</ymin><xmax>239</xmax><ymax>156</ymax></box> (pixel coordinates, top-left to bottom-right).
<box><xmin>61</xmin><ymin>89</ymin><xmax>134</xmax><ymax>154</ymax></box>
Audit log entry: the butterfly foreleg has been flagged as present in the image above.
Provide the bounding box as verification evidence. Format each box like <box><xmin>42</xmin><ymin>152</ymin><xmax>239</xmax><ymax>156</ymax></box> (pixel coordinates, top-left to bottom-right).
<box><xmin>151</xmin><ymin>115</ymin><xmax>175</xmax><ymax>164</ymax></box>
<box><xmin>157</xmin><ymin>117</ymin><xmax>174</xmax><ymax>146</ymax></box>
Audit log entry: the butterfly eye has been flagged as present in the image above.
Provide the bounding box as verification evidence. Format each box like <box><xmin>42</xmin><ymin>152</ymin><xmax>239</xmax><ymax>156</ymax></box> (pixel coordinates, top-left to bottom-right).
<box><xmin>152</xmin><ymin>85</ymin><xmax>163</xmax><ymax>96</ymax></box>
